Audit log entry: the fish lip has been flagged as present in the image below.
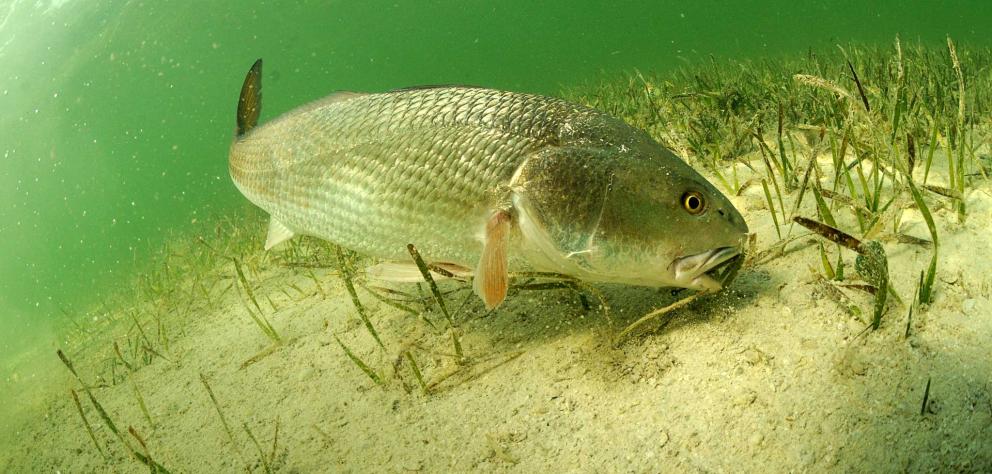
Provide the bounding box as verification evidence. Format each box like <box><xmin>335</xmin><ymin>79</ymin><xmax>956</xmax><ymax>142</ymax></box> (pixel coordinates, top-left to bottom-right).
<box><xmin>672</xmin><ymin>246</ymin><xmax>742</xmax><ymax>290</ymax></box>
<box><xmin>703</xmin><ymin>251</ymin><xmax>745</xmax><ymax>288</ymax></box>
<box><xmin>701</xmin><ymin>246</ymin><xmax>740</xmax><ymax>271</ymax></box>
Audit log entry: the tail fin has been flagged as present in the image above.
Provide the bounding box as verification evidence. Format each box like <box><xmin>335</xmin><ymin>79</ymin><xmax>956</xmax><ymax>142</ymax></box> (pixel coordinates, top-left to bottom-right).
<box><xmin>236</xmin><ymin>59</ymin><xmax>262</xmax><ymax>137</ymax></box>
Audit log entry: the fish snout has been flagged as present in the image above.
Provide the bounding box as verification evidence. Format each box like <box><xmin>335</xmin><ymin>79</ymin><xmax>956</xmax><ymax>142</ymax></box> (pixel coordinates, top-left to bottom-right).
<box><xmin>714</xmin><ymin>203</ymin><xmax>749</xmax><ymax>235</ymax></box>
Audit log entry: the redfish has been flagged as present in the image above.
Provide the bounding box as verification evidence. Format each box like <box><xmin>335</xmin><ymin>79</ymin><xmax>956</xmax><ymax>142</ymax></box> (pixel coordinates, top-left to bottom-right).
<box><xmin>229</xmin><ymin>59</ymin><xmax>748</xmax><ymax>308</ymax></box>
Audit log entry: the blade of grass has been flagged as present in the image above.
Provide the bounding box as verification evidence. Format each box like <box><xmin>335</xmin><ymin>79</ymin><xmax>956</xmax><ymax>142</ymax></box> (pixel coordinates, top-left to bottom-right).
<box><xmin>268</xmin><ymin>418</ymin><xmax>280</xmax><ymax>469</ymax></box>
<box><xmin>335</xmin><ymin>247</ymin><xmax>385</xmax><ymax>350</ymax></box>
<box><xmin>923</xmin><ymin>121</ymin><xmax>938</xmax><ymax>184</ymax></box>
<box><xmin>334</xmin><ymin>335</ymin><xmax>383</xmax><ymax>386</ymax></box>
<box><xmin>232</xmin><ymin>257</ymin><xmax>262</xmax><ymax>314</ymax></box>
<box><xmin>199</xmin><ymin>373</ymin><xmax>244</xmax><ymax>458</ymax></box>
<box><xmin>57</xmin><ymin>350</ymin><xmax>171</xmax><ymax>473</ymax></box>
<box><xmin>811</xmin><ymin>185</ymin><xmax>838</xmax><ymax>228</ymax></box>
<box><xmin>405</xmin><ymin>351</ymin><xmax>429</xmax><ymax>394</ymax></box>
<box><xmin>70</xmin><ymin>389</ymin><xmax>108</xmax><ymax>461</ymax></box>
<box><xmin>855</xmin><ymin>240</ymin><xmax>889</xmax><ymax>330</ymax></box>
<box><xmin>243</xmin><ymin>422</ymin><xmax>272</xmax><ymax>474</ymax></box>
<box><xmin>847</xmin><ymin>60</ymin><xmax>871</xmax><ymax>112</ymax></box>
<box><xmin>407</xmin><ymin>244</ymin><xmax>463</xmax><ymax>360</ymax></box>
<box><xmin>127</xmin><ymin>426</ymin><xmax>161</xmax><ymax>474</ymax></box>
<box><xmin>792</xmin><ymin>217</ymin><xmax>862</xmax><ymax>252</ymax></box>
<box><xmin>906</xmin><ymin>179</ymin><xmax>939</xmax><ymax>304</ymax></box>
<box><xmin>818</xmin><ymin>241</ymin><xmax>835</xmax><ymax>279</ymax></box>
<box><xmin>233</xmin><ymin>258</ymin><xmax>281</xmax><ymax>343</ymax></box>
<box><xmin>129</xmin><ymin>373</ymin><xmax>154</xmax><ymax>429</ymax></box>
<box><xmin>761</xmin><ymin>179</ymin><xmax>781</xmax><ymax>239</ymax></box>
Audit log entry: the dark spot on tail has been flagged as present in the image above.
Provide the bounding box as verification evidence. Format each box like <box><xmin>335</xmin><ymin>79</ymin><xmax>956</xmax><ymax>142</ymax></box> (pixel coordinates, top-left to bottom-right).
<box><xmin>236</xmin><ymin>59</ymin><xmax>262</xmax><ymax>137</ymax></box>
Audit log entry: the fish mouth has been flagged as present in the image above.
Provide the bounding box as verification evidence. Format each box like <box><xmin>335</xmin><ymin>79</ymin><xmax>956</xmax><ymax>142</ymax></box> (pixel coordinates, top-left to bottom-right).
<box><xmin>672</xmin><ymin>246</ymin><xmax>743</xmax><ymax>291</ymax></box>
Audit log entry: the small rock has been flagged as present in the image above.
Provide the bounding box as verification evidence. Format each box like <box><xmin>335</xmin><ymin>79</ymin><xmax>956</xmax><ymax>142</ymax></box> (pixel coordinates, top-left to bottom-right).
<box><xmin>531</xmin><ymin>403</ymin><xmax>549</xmax><ymax>416</ymax></box>
<box><xmin>686</xmin><ymin>431</ymin><xmax>701</xmax><ymax>448</ymax></box>
<box><xmin>733</xmin><ymin>391</ymin><xmax>757</xmax><ymax>407</ymax></box>
<box><xmin>659</xmin><ymin>431</ymin><xmax>669</xmax><ymax>448</ymax></box>
<box><xmin>939</xmin><ymin>272</ymin><xmax>959</xmax><ymax>285</ymax></box>
<box><xmin>298</xmin><ymin>367</ymin><xmax>316</xmax><ymax>381</ymax></box>
<box><xmin>748</xmin><ymin>432</ymin><xmax>763</xmax><ymax>447</ymax></box>
<box><xmin>743</xmin><ymin>348</ymin><xmax>765</xmax><ymax>365</ymax></box>
<box><xmin>962</xmin><ymin>298</ymin><xmax>977</xmax><ymax>312</ymax></box>
<box><xmin>849</xmin><ymin>357</ymin><xmax>868</xmax><ymax>376</ymax></box>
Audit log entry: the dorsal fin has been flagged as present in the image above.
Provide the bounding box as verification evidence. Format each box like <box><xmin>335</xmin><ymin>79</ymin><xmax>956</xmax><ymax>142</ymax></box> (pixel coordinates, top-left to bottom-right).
<box><xmin>236</xmin><ymin>59</ymin><xmax>263</xmax><ymax>137</ymax></box>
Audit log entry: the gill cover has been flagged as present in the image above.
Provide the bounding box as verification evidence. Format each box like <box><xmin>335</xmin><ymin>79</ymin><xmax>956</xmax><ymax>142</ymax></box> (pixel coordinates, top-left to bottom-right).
<box><xmin>511</xmin><ymin>147</ymin><xmax>618</xmax><ymax>277</ymax></box>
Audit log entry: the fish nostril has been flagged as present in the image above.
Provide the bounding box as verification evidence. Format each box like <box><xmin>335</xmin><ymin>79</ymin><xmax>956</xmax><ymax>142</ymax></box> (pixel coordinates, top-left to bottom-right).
<box><xmin>717</xmin><ymin>208</ymin><xmax>727</xmax><ymax>217</ymax></box>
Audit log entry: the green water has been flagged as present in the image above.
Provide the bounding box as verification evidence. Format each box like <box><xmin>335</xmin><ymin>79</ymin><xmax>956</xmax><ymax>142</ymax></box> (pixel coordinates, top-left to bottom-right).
<box><xmin>1</xmin><ymin>0</ymin><xmax>991</xmax><ymax>400</ymax></box>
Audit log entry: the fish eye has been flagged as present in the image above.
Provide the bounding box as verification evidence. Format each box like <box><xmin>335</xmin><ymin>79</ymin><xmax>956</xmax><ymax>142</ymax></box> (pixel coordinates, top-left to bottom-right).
<box><xmin>681</xmin><ymin>191</ymin><xmax>706</xmax><ymax>215</ymax></box>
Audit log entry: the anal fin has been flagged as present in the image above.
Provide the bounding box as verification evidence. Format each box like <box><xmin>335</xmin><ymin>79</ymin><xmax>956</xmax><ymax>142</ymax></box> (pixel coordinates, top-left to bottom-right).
<box><xmin>264</xmin><ymin>218</ymin><xmax>296</xmax><ymax>250</ymax></box>
<box><xmin>473</xmin><ymin>211</ymin><xmax>511</xmax><ymax>309</ymax></box>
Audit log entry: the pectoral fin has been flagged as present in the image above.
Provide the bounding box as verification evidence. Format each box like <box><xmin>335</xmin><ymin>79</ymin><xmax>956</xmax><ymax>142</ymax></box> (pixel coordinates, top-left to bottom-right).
<box><xmin>473</xmin><ymin>211</ymin><xmax>511</xmax><ymax>309</ymax></box>
<box><xmin>264</xmin><ymin>218</ymin><xmax>295</xmax><ymax>250</ymax></box>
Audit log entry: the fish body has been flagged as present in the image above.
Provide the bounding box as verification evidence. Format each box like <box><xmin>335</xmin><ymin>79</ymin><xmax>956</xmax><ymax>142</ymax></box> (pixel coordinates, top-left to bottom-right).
<box><xmin>229</xmin><ymin>60</ymin><xmax>748</xmax><ymax>307</ymax></box>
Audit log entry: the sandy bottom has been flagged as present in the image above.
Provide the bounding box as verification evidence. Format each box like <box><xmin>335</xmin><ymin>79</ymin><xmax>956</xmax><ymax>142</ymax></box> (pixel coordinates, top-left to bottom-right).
<box><xmin>2</xmin><ymin>157</ymin><xmax>991</xmax><ymax>473</ymax></box>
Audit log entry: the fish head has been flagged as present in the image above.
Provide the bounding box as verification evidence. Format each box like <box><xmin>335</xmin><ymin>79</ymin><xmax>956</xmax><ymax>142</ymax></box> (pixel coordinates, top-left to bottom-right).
<box><xmin>513</xmin><ymin>144</ymin><xmax>748</xmax><ymax>290</ymax></box>
<box><xmin>606</xmin><ymin>148</ymin><xmax>749</xmax><ymax>290</ymax></box>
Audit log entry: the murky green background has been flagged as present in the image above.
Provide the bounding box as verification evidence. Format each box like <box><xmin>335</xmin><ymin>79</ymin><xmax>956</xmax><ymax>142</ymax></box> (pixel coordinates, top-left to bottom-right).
<box><xmin>1</xmin><ymin>0</ymin><xmax>991</xmax><ymax>388</ymax></box>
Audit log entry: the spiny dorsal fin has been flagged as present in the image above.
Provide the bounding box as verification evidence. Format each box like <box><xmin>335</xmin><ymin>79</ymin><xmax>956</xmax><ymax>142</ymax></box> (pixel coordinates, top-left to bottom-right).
<box><xmin>236</xmin><ymin>59</ymin><xmax>262</xmax><ymax>137</ymax></box>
